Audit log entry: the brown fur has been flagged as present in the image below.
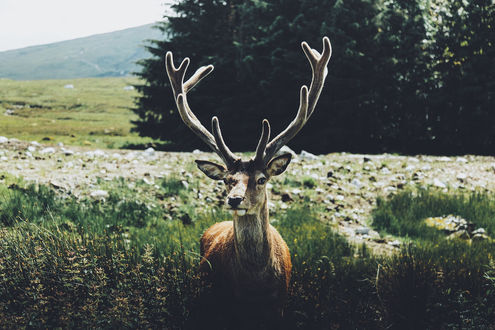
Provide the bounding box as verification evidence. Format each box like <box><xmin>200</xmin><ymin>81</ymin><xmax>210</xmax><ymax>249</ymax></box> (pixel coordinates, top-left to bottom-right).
<box><xmin>197</xmin><ymin>159</ymin><xmax>292</xmax><ymax>319</ymax></box>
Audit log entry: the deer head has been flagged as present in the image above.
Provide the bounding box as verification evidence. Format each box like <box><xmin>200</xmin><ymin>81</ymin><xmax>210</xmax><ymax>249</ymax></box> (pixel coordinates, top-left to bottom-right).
<box><xmin>165</xmin><ymin>37</ymin><xmax>331</xmax><ymax>216</ymax></box>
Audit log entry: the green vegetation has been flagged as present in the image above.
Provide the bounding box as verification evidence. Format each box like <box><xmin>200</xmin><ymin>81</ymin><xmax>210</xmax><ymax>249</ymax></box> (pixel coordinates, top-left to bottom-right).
<box><xmin>1</xmin><ymin>179</ymin><xmax>495</xmax><ymax>328</ymax></box>
<box><xmin>0</xmin><ymin>24</ymin><xmax>162</xmax><ymax>80</ymax></box>
<box><xmin>0</xmin><ymin>77</ymin><xmax>157</xmax><ymax>149</ymax></box>
<box><xmin>372</xmin><ymin>189</ymin><xmax>495</xmax><ymax>240</ymax></box>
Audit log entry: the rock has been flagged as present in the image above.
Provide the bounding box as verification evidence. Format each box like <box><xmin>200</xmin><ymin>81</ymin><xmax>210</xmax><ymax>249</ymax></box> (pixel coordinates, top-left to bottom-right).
<box><xmin>299</xmin><ymin>150</ymin><xmax>318</xmax><ymax>160</ymax></box>
<box><xmin>278</xmin><ymin>145</ymin><xmax>297</xmax><ymax>158</ymax></box>
<box><xmin>40</xmin><ymin>147</ymin><xmax>56</xmax><ymax>154</ymax></box>
<box><xmin>388</xmin><ymin>240</ymin><xmax>401</xmax><ymax>247</ymax></box>
<box><xmin>380</xmin><ymin>167</ymin><xmax>391</xmax><ymax>174</ymax></box>
<box><xmin>472</xmin><ymin>233</ymin><xmax>490</xmax><ymax>242</ymax></box>
<box><xmin>351</xmin><ymin>178</ymin><xmax>362</xmax><ymax>189</ymax></box>
<box><xmin>291</xmin><ymin>188</ymin><xmax>302</xmax><ymax>195</ymax></box>
<box><xmin>281</xmin><ymin>192</ymin><xmax>293</xmax><ymax>202</ymax></box>
<box><xmin>57</xmin><ymin>142</ymin><xmax>64</xmax><ymax>147</ymax></box>
<box><xmin>143</xmin><ymin>177</ymin><xmax>154</xmax><ymax>185</ymax></box>
<box><xmin>355</xmin><ymin>227</ymin><xmax>370</xmax><ymax>235</ymax></box>
<box><xmin>447</xmin><ymin>230</ymin><xmax>470</xmax><ymax>240</ymax></box>
<box><xmin>438</xmin><ymin>156</ymin><xmax>451</xmax><ymax>162</ymax></box>
<box><xmin>61</xmin><ymin>148</ymin><xmax>74</xmax><ymax>156</ymax></box>
<box><xmin>143</xmin><ymin>147</ymin><xmax>155</xmax><ymax>156</ymax></box>
<box><xmin>433</xmin><ymin>178</ymin><xmax>447</xmax><ymax>188</ymax></box>
<box><xmin>123</xmin><ymin>85</ymin><xmax>135</xmax><ymax>91</ymax></box>
<box><xmin>472</xmin><ymin>228</ymin><xmax>486</xmax><ymax>235</ymax></box>
<box><xmin>192</xmin><ymin>149</ymin><xmax>202</xmax><ymax>154</ymax></box>
<box><xmin>456</xmin><ymin>173</ymin><xmax>467</xmax><ymax>182</ymax></box>
<box><xmin>0</xmin><ymin>136</ymin><xmax>8</xmax><ymax>143</ymax></box>
<box><xmin>27</xmin><ymin>146</ymin><xmax>36</xmax><ymax>152</ymax></box>
<box><xmin>30</xmin><ymin>141</ymin><xmax>41</xmax><ymax>146</ymax></box>
<box><xmin>90</xmin><ymin>190</ymin><xmax>109</xmax><ymax>199</ymax></box>
<box><xmin>456</xmin><ymin>157</ymin><xmax>468</xmax><ymax>163</ymax></box>
<box><xmin>64</xmin><ymin>84</ymin><xmax>74</xmax><ymax>89</ymax></box>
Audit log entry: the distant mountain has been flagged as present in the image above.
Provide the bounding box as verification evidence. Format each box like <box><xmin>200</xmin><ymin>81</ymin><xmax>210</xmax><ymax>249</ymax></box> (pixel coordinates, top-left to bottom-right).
<box><xmin>0</xmin><ymin>24</ymin><xmax>163</xmax><ymax>80</ymax></box>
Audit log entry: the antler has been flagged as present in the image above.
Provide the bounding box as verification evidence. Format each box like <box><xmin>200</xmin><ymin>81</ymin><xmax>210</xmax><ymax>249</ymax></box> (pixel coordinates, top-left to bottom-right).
<box><xmin>165</xmin><ymin>52</ymin><xmax>239</xmax><ymax>168</ymax></box>
<box><xmin>254</xmin><ymin>37</ymin><xmax>332</xmax><ymax>166</ymax></box>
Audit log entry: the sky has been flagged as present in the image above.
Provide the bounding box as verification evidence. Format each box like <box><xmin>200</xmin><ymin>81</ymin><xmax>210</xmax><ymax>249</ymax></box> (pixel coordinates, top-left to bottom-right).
<box><xmin>0</xmin><ymin>0</ymin><xmax>170</xmax><ymax>52</ymax></box>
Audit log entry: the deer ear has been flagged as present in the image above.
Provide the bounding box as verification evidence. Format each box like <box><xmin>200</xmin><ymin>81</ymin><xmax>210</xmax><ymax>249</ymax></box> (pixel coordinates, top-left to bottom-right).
<box><xmin>195</xmin><ymin>160</ymin><xmax>227</xmax><ymax>180</ymax></box>
<box><xmin>266</xmin><ymin>153</ymin><xmax>292</xmax><ymax>177</ymax></box>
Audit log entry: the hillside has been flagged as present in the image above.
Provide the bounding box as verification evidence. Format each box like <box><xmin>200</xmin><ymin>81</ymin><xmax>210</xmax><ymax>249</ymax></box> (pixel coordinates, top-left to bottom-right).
<box><xmin>0</xmin><ymin>24</ymin><xmax>163</xmax><ymax>80</ymax></box>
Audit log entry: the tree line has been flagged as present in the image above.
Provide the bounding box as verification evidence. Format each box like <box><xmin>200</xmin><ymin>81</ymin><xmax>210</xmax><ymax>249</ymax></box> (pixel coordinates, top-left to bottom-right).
<box><xmin>133</xmin><ymin>0</ymin><xmax>494</xmax><ymax>155</ymax></box>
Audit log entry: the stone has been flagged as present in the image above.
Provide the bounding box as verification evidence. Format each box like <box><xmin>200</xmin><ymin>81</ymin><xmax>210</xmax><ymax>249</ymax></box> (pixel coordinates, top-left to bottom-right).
<box><xmin>61</xmin><ymin>148</ymin><xmax>74</xmax><ymax>156</ymax></box>
<box><xmin>278</xmin><ymin>145</ymin><xmax>297</xmax><ymax>158</ymax></box>
<box><xmin>90</xmin><ymin>190</ymin><xmax>109</xmax><ymax>199</ymax></box>
<box><xmin>472</xmin><ymin>228</ymin><xmax>485</xmax><ymax>235</ymax></box>
<box><xmin>144</xmin><ymin>147</ymin><xmax>155</xmax><ymax>156</ymax></box>
<box><xmin>355</xmin><ymin>227</ymin><xmax>370</xmax><ymax>235</ymax></box>
<box><xmin>299</xmin><ymin>150</ymin><xmax>318</xmax><ymax>160</ymax></box>
<box><xmin>472</xmin><ymin>233</ymin><xmax>490</xmax><ymax>242</ymax></box>
<box><xmin>447</xmin><ymin>230</ymin><xmax>470</xmax><ymax>240</ymax></box>
<box><xmin>281</xmin><ymin>192</ymin><xmax>293</xmax><ymax>202</ymax></box>
<box><xmin>433</xmin><ymin>178</ymin><xmax>447</xmax><ymax>188</ymax></box>
<box><xmin>0</xmin><ymin>136</ymin><xmax>8</xmax><ymax>143</ymax></box>
<box><xmin>351</xmin><ymin>178</ymin><xmax>362</xmax><ymax>189</ymax></box>
<box><xmin>40</xmin><ymin>147</ymin><xmax>56</xmax><ymax>154</ymax></box>
<box><xmin>388</xmin><ymin>240</ymin><xmax>401</xmax><ymax>247</ymax></box>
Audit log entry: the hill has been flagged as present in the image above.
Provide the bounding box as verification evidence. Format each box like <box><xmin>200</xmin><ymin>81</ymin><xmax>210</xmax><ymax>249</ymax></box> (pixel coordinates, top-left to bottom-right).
<box><xmin>0</xmin><ymin>24</ymin><xmax>163</xmax><ymax>80</ymax></box>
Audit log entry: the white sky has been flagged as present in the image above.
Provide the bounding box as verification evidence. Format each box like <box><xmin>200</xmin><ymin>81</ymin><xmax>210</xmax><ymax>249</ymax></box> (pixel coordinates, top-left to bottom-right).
<box><xmin>0</xmin><ymin>0</ymin><xmax>170</xmax><ymax>52</ymax></box>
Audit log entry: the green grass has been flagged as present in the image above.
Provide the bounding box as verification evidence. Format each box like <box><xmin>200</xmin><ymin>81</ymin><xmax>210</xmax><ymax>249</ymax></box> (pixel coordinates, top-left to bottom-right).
<box><xmin>0</xmin><ymin>77</ymin><xmax>157</xmax><ymax>149</ymax></box>
<box><xmin>372</xmin><ymin>189</ymin><xmax>495</xmax><ymax>240</ymax></box>
<box><xmin>1</xmin><ymin>181</ymin><xmax>495</xmax><ymax>328</ymax></box>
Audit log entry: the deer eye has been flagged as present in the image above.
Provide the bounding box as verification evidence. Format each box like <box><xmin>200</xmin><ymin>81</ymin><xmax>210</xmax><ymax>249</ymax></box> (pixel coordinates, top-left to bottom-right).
<box><xmin>257</xmin><ymin>177</ymin><xmax>267</xmax><ymax>185</ymax></box>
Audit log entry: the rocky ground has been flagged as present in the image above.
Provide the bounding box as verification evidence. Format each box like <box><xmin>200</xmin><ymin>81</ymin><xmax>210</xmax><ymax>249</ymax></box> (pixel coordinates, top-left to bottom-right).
<box><xmin>1</xmin><ymin>136</ymin><xmax>495</xmax><ymax>254</ymax></box>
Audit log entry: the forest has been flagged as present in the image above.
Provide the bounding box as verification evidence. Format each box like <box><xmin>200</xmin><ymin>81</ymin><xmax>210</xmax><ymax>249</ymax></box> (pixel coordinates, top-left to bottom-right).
<box><xmin>134</xmin><ymin>0</ymin><xmax>494</xmax><ymax>155</ymax></box>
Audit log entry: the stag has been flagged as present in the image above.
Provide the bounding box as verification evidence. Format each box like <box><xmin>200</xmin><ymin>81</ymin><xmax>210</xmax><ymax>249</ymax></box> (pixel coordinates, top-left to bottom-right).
<box><xmin>165</xmin><ymin>37</ymin><xmax>331</xmax><ymax>323</ymax></box>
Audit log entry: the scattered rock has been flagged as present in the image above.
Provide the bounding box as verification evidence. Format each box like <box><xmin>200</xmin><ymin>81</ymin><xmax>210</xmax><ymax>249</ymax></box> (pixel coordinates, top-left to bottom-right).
<box><xmin>0</xmin><ymin>136</ymin><xmax>8</xmax><ymax>143</ymax></box>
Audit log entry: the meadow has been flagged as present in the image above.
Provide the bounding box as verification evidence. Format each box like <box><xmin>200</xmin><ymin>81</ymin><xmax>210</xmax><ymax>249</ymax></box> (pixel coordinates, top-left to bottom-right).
<box><xmin>1</xmin><ymin>78</ymin><xmax>495</xmax><ymax>328</ymax></box>
<box><xmin>0</xmin><ymin>78</ymin><xmax>155</xmax><ymax>149</ymax></box>
<box><xmin>1</xmin><ymin>174</ymin><xmax>495</xmax><ymax>328</ymax></box>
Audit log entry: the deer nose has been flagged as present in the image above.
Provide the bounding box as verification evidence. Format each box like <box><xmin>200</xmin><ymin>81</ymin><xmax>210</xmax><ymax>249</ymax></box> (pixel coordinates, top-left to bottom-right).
<box><xmin>228</xmin><ymin>196</ymin><xmax>243</xmax><ymax>208</ymax></box>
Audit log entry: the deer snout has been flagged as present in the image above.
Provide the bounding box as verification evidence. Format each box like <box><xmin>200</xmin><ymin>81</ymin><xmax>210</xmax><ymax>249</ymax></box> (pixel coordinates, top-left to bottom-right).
<box><xmin>228</xmin><ymin>196</ymin><xmax>244</xmax><ymax>208</ymax></box>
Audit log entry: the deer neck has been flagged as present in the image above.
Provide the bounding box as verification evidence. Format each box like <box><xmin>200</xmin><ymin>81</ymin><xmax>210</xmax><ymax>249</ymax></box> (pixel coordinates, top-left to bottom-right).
<box><xmin>232</xmin><ymin>196</ymin><xmax>271</xmax><ymax>271</ymax></box>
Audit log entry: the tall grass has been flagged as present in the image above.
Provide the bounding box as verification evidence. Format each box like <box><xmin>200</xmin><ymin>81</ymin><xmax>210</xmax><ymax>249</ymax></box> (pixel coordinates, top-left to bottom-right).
<box><xmin>372</xmin><ymin>189</ymin><xmax>495</xmax><ymax>240</ymax></box>
<box><xmin>1</xmin><ymin>182</ymin><xmax>495</xmax><ymax>328</ymax></box>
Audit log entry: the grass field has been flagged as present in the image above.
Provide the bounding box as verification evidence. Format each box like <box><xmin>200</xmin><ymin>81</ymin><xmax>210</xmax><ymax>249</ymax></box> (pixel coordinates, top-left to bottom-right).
<box><xmin>1</xmin><ymin>175</ymin><xmax>494</xmax><ymax>328</ymax></box>
<box><xmin>0</xmin><ymin>77</ymin><xmax>156</xmax><ymax>149</ymax></box>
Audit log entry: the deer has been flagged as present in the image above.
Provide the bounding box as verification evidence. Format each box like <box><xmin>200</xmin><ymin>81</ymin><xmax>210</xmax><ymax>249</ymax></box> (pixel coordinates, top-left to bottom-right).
<box><xmin>165</xmin><ymin>37</ymin><xmax>331</xmax><ymax>324</ymax></box>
